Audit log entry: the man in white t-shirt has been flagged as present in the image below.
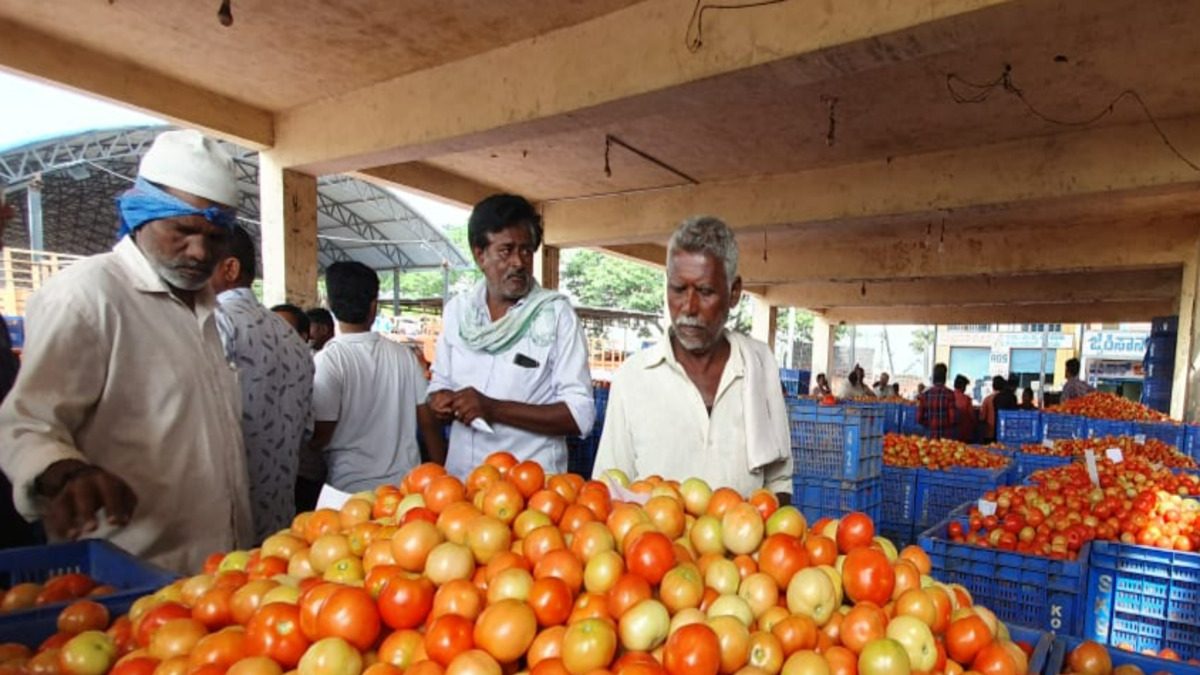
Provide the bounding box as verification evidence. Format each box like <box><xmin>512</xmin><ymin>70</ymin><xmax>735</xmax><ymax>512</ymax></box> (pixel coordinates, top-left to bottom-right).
<box><xmin>311</xmin><ymin>262</ymin><xmax>446</xmax><ymax>492</ymax></box>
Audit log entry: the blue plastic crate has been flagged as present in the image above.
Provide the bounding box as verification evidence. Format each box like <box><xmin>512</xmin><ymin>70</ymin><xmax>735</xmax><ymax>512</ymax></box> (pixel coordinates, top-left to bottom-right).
<box><xmin>880</xmin><ymin>466</ymin><xmax>918</xmax><ymax>546</ymax></box>
<box><xmin>1146</xmin><ymin>335</ymin><xmax>1176</xmax><ymax>362</ymax></box>
<box><xmin>1009</xmin><ymin>625</ymin><xmax>1054</xmax><ymax>675</ymax></box>
<box><xmin>567</xmin><ymin>435</ymin><xmax>598</xmax><ymax>478</ymax></box>
<box><xmin>918</xmin><ymin>518</ymin><xmax>1089</xmax><ymax>634</ymax></box>
<box><xmin>1017</xmin><ymin>452</ymin><xmax>1074</xmax><ymax>482</ymax></box>
<box><xmin>1186</xmin><ymin>425</ymin><xmax>1200</xmax><ymax>461</ymax></box>
<box><xmin>1042</xmin><ymin>413</ymin><xmax>1086</xmax><ymax>440</ymax></box>
<box><xmin>914</xmin><ymin>465</ymin><xmax>1010</xmax><ymax>532</ymax></box>
<box><xmin>1152</xmin><ymin>315</ymin><xmax>1180</xmax><ymax>336</ymax></box>
<box><xmin>898</xmin><ymin>404</ymin><xmax>922</xmax><ymax>435</ymax></box>
<box><xmin>998</xmin><ymin>410</ymin><xmax>1042</xmax><ymax>444</ymax></box>
<box><xmin>1142</xmin><ymin>378</ymin><xmax>1173</xmax><ymax>401</ymax></box>
<box><xmin>1144</xmin><ymin>360</ymin><xmax>1173</xmax><ymax>379</ymax></box>
<box><xmin>1083</xmin><ymin>541</ymin><xmax>1200</xmax><ymax>661</ymax></box>
<box><xmin>1048</xmin><ymin>634</ymin><xmax>1196</xmax><ymax>675</ymax></box>
<box><xmin>1134</xmin><ymin>421</ymin><xmax>1187</xmax><ymax>451</ymax></box>
<box><xmin>0</xmin><ymin>540</ymin><xmax>177</xmax><ymax>647</ymax></box>
<box><xmin>779</xmin><ymin>368</ymin><xmax>802</xmax><ymax>397</ymax></box>
<box><xmin>789</xmin><ymin>404</ymin><xmax>883</xmax><ymax>481</ymax></box>
<box><xmin>791</xmin><ymin>475</ymin><xmax>881</xmax><ymax>524</ymax></box>
<box><xmin>1085</xmin><ymin>418</ymin><xmax>1134</xmax><ymax>439</ymax></box>
<box><xmin>5</xmin><ymin>316</ymin><xmax>22</xmax><ymax>350</ymax></box>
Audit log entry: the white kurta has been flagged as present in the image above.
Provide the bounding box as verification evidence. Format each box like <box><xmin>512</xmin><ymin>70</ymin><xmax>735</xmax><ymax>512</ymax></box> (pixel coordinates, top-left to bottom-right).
<box><xmin>0</xmin><ymin>237</ymin><xmax>253</xmax><ymax>573</ymax></box>
<box><xmin>430</xmin><ymin>284</ymin><xmax>594</xmax><ymax>479</ymax></box>
<box><xmin>591</xmin><ymin>333</ymin><xmax>793</xmax><ymax>496</ymax></box>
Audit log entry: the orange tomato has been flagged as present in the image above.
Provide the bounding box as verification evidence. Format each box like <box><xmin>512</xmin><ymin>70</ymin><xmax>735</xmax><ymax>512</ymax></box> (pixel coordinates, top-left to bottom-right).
<box><xmin>484</xmin><ymin>452</ymin><xmax>519</xmax><ymax>476</ymax></box>
<box><xmin>425</xmin><ymin>476</ymin><xmax>467</xmax><ymax>514</ymax></box>
<box><xmin>510</xmin><ymin>461</ymin><xmax>546</xmax><ymax>498</ymax></box>
<box><xmin>802</xmin><ymin>536</ymin><xmax>837</xmax><ymax>567</ymax></box>
<box><xmin>529</xmin><ymin>577</ymin><xmax>574</xmax><ymax>627</ymax></box>
<box><xmin>473</xmin><ymin>599</ymin><xmax>538</xmax><ymax>664</ymax></box>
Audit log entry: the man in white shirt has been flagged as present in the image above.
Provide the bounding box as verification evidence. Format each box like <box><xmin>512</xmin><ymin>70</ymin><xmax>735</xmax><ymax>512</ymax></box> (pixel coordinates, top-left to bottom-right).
<box><xmin>212</xmin><ymin>226</ymin><xmax>314</xmax><ymax>542</ymax></box>
<box><xmin>311</xmin><ymin>262</ymin><xmax>445</xmax><ymax>492</ymax></box>
<box><xmin>591</xmin><ymin>216</ymin><xmax>792</xmax><ymax>500</ymax></box>
<box><xmin>0</xmin><ymin>129</ymin><xmax>252</xmax><ymax>572</ymax></box>
<box><xmin>429</xmin><ymin>194</ymin><xmax>594</xmax><ymax>478</ymax></box>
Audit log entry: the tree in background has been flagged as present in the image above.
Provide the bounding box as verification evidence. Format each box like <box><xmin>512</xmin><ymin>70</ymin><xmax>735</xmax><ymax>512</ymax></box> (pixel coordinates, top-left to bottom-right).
<box><xmin>910</xmin><ymin>327</ymin><xmax>936</xmax><ymax>375</ymax></box>
<box><xmin>562</xmin><ymin>250</ymin><xmax>663</xmax><ymax>315</ymax></box>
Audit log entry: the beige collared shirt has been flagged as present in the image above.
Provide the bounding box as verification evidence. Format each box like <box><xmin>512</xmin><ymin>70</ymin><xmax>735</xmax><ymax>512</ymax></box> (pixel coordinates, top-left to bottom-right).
<box><xmin>0</xmin><ymin>237</ymin><xmax>252</xmax><ymax>573</ymax></box>
<box><xmin>592</xmin><ymin>332</ymin><xmax>793</xmax><ymax>497</ymax></box>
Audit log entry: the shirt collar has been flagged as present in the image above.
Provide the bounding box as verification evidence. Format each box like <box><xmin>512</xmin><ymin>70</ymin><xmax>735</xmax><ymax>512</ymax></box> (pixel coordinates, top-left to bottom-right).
<box><xmin>217</xmin><ymin>287</ymin><xmax>257</xmax><ymax>305</ymax></box>
<box><xmin>469</xmin><ymin>280</ymin><xmax>531</xmax><ymax>319</ymax></box>
<box><xmin>645</xmin><ymin>330</ymin><xmax>743</xmax><ymax>375</ymax></box>
<box><xmin>113</xmin><ymin>235</ymin><xmax>219</xmax><ymax>314</ymax></box>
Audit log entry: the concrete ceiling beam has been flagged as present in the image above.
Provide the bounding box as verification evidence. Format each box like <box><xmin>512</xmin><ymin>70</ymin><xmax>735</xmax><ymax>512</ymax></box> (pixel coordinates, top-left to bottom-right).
<box><xmin>819</xmin><ymin>299</ymin><xmax>1178</xmax><ymax>325</ymax></box>
<box><xmin>354</xmin><ymin>162</ymin><xmax>501</xmax><ymax>208</ymax></box>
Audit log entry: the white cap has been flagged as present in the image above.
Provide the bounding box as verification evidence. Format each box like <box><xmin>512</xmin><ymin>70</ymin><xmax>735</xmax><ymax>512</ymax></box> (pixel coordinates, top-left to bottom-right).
<box><xmin>138</xmin><ymin>129</ymin><xmax>239</xmax><ymax>207</ymax></box>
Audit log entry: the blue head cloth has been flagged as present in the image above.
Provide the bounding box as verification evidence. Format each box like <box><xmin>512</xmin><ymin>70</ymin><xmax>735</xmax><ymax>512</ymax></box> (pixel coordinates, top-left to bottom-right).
<box><xmin>115</xmin><ymin>176</ymin><xmax>239</xmax><ymax>238</ymax></box>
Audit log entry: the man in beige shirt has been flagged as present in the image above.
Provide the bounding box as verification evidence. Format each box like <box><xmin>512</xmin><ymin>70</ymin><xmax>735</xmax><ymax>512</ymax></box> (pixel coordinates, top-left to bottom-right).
<box><xmin>592</xmin><ymin>217</ymin><xmax>792</xmax><ymax>501</ymax></box>
<box><xmin>0</xmin><ymin>130</ymin><xmax>252</xmax><ymax>572</ymax></box>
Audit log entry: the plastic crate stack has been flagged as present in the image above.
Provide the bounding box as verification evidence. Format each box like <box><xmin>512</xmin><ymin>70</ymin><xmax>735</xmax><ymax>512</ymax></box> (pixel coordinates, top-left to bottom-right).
<box><xmin>0</xmin><ymin>540</ymin><xmax>178</xmax><ymax>645</ymax></box>
<box><xmin>778</xmin><ymin>368</ymin><xmax>810</xmax><ymax>397</ymax></box>
<box><xmin>567</xmin><ymin>384</ymin><xmax>610</xmax><ymax>478</ymax></box>
<box><xmin>1083</xmin><ymin>541</ymin><xmax>1200</xmax><ymax>662</ymax></box>
<box><xmin>879</xmin><ymin>465</ymin><xmax>918</xmax><ymax>546</ymax></box>
<box><xmin>789</xmin><ymin>402</ymin><xmax>883</xmax><ymax>523</ymax></box>
<box><xmin>918</xmin><ymin>513</ymin><xmax>1090</xmax><ymax>635</ymax></box>
<box><xmin>1142</xmin><ymin>315</ymin><xmax>1177</xmax><ymax>413</ymax></box>
<box><xmin>1049</xmin><ymin>634</ymin><xmax>1197</xmax><ymax>675</ymax></box>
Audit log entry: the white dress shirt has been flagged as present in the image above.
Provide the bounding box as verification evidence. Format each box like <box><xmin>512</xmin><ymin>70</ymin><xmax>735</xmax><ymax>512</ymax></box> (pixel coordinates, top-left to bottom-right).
<box><xmin>592</xmin><ymin>332</ymin><xmax>793</xmax><ymax>496</ymax></box>
<box><xmin>216</xmin><ymin>287</ymin><xmax>314</xmax><ymax>542</ymax></box>
<box><xmin>430</xmin><ymin>284</ymin><xmax>594</xmax><ymax>479</ymax></box>
<box><xmin>313</xmin><ymin>332</ymin><xmax>427</xmax><ymax>492</ymax></box>
<box><xmin>0</xmin><ymin>237</ymin><xmax>252</xmax><ymax>573</ymax></box>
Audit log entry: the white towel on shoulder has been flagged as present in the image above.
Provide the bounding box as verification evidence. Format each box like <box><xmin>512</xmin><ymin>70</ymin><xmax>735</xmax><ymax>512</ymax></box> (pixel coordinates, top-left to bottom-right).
<box><xmin>730</xmin><ymin>332</ymin><xmax>791</xmax><ymax>472</ymax></box>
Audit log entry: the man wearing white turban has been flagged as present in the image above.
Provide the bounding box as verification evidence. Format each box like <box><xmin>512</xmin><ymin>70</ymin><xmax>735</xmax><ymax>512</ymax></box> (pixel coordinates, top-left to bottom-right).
<box><xmin>0</xmin><ymin>129</ymin><xmax>253</xmax><ymax>572</ymax></box>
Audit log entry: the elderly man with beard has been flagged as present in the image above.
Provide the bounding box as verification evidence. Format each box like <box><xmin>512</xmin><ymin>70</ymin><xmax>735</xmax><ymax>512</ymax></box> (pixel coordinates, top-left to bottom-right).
<box><xmin>0</xmin><ymin>130</ymin><xmax>252</xmax><ymax>572</ymax></box>
<box><xmin>592</xmin><ymin>216</ymin><xmax>793</xmax><ymax>502</ymax></box>
<box><xmin>429</xmin><ymin>194</ymin><xmax>594</xmax><ymax>478</ymax></box>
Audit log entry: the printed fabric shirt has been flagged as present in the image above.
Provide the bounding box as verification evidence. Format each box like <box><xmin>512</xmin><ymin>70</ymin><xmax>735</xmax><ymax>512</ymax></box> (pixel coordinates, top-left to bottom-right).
<box><xmin>1061</xmin><ymin>377</ymin><xmax>1093</xmax><ymax>403</ymax></box>
<box><xmin>216</xmin><ymin>287</ymin><xmax>315</xmax><ymax>543</ymax></box>
<box><xmin>0</xmin><ymin>237</ymin><xmax>252</xmax><ymax>573</ymax></box>
<box><xmin>917</xmin><ymin>384</ymin><xmax>958</xmax><ymax>439</ymax></box>
<box><xmin>430</xmin><ymin>284</ymin><xmax>594</xmax><ymax>479</ymax></box>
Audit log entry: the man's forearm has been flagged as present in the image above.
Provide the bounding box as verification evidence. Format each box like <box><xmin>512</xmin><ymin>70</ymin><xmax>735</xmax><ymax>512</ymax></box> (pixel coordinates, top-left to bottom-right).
<box><xmin>491</xmin><ymin>400</ymin><xmax>580</xmax><ymax>437</ymax></box>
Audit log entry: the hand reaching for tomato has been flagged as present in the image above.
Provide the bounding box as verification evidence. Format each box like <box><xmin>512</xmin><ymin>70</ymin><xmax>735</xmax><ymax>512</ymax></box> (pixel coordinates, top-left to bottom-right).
<box><xmin>35</xmin><ymin>459</ymin><xmax>138</xmax><ymax>540</ymax></box>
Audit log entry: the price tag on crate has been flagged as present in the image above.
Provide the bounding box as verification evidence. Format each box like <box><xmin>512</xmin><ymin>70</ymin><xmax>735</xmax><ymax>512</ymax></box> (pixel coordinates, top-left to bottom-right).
<box><xmin>1042</xmin><ymin>438</ymin><xmax>1056</xmax><ymax>449</ymax></box>
<box><xmin>1134</xmin><ymin>434</ymin><xmax>1146</xmax><ymax>444</ymax></box>
<box><xmin>977</xmin><ymin>499</ymin><xmax>997</xmax><ymax>516</ymax></box>
<box><xmin>1105</xmin><ymin>447</ymin><xmax>1124</xmax><ymax>463</ymax></box>
<box><xmin>1084</xmin><ymin>449</ymin><xmax>1101</xmax><ymax>486</ymax></box>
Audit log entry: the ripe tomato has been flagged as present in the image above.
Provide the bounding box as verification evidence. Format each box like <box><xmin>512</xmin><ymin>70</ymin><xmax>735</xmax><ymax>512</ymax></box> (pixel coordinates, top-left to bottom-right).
<box><xmin>510</xmin><ymin>461</ymin><xmax>546</xmax><ymax>499</ymax></box>
<box><xmin>625</xmin><ymin>532</ymin><xmax>674</xmax><ymax>585</ymax></box>
<box><xmin>1066</xmin><ymin>640</ymin><xmax>1112</xmax><ymax>675</ymax></box>
<box><xmin>57</xmin><ymin>599</ymin><xmax>110</xmax><ymax>634</ymax></box>
<box><xmin>314</xmin><ymin>586</ymin><xmax>379</xmax><ymax>651</ymax></box>
<box><xmin>841</xmin><ymin>548</ymin><xmax>895</xmax><ymax>606</ymax></box>
<box><xmin>945</xmin><ymin>615</ymin><xmax>993</xmax><ymax>665</ymax></box>
<box><xmin>425</xmin><ymin>614</ymin><xmax>476</xmax><ymax>666</ymax></box>
<box><xmin>135</xmin><ymin>602</ymin><xmax>192</xmax><ymax>647</ymax></box>
<box><xmin>244</xmin><ymin>603</ymin><xmax>310</xmax><ymax>668</ymax></box>
<box><xmin>377</xmin><ymin>630</ymin><xmax>426</xmax><ymax>670</ymax></box>
<box><xmin>839</xmin><ymin>603</ymin><xmax>886</xmax><ymax>653</ymax></box>
<box><xmin>473</xmin><ymin>599</ymin><xmax>537</xmax><ymax>664</ymax></box>
<box><xmin>528</xmin><ymin>577</ymin><xmax>574</xmax><ymax>627</ymax></box>
<box><xmin>378</xmin><ymin>575</ymin><xmax>435</xmax><ymax>630</ymax></box>
<box><xmin>802</xmin><ymin>536</ymin><xmax>837</xmax><ymax>566</ymax></box>
<box><xmin>534</xmin><ymin>550</ymin><xmax>584</xmax><ymax>595</ymax></box>
<box><xmin>770</xmin><ymin>615</ymin><xmax>818</xmax><ymax>656</ymax></box>
<box><xmin>757</xmin><ymin>534</ymin><xmax>809</xmax><ymax>589</ymax></box>
<box><xmin>191</xmin><ymin>587</ymin><xmax>236</xmax><ymax>630</ymax></box>
<box><xmin>561</xmin><ymin>618</ymin><xmax>617</xmax><ymax>675</ymax></box>
<box><xmin>432</xmin><ymin>579</ymin><xmax>484</xmax><ymax>621</ymax></box>
<box><xmin>110</xmin><ymin>656</ymin><xmax>159</xmax><ymax>675</ymax></box>
<box><xmin>607</xmin><ymin>574</ymin><xmax>653</xmax><ymax>620</ymax></box>
<box><xmin>836</xmin><ymin>512</ymin><xmax>875</xmax><ymax>553</ymax></box>
<box><xmin>188</xmin><ymin>627</ymin><xmax>249</xmax><ymax>671</ymax></box>
<box><xmin>663</xmin><ymin>623</ymin><xmax>720</xmax><ymax>675</ymax></box>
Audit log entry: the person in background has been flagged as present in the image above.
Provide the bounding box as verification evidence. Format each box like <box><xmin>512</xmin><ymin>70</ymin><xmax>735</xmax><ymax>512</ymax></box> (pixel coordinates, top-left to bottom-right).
<box><xmin>980</xmin><ymin>375</ymin><xmax>1005</xmax><ymax>442</ymax></box>
<box><xmin>272</xmin><ymin>303</ymin><xmax>310</xmax><ymax>341</ymax></box>
<box><xmin>311</xmin><ymin>262</ymin><xmax>446</xmax><ymax>493</ymax></box>
<box><xmin>212</xmin><ymin>227</ymin><xmax>315</xmax><ymax>542</ymax></box>
<box><xmin>837</xmin><ymin>369</ymin><xmax>872</xmax><ymax>399</ymax></box>
<box><xmin>914</xmin><ymin>382</ymin><xmax>926</xmax><ymax>400</ymax></box>
<box><xmin>994</xmin><ymin>376</ymin><xmax>1019</xmax><ymax>413</ymax></box>
<box><xmin>917</xmin><ymin>363</ymin><xmax>957</xmax><ymax>439</ymax></box>
<box><xmin>1018</xmin><ymin>386</ymin><xmax>1038</xmax><ymax>410</ymax></box>
<box><xmin>811</xmin><ymin>373</ymin><xmax>832</xmax><ymax>396</ymax></box>
<box><xmin>0</xmin><ymin>130</ymin><xmax>251</xmax><ymax>572</ymax></box>
<box><xmin>592</xmin><ymin>216</ymin><xmax>792</xmax><ymax>501</ymax></box>
<box><xmin>0</xmin><ymin>195</ymin><xmax>37</xmax><ymax>549</ymax></box>
<box><xmin>892</xmin><ymin>383</ymin><xmax>901</xmax><ymax>397</ymax></box>
<box><xmin>873</xmin><ymin>372</ymin><xmax>891</xmax><ymax>398</ymax></box>
<box><xmin>1060</xmin><ymin>358</ymin><xmax>1092</xmax><ymax>403</ymax></box>
<box><xmin>307</xmin><ymin>308</ymin><xmax>335</xmax><ymax>352</ymax></box>
<box><xmin>952</xmin><ymin>374</ymin><xmax>976</xmax><ymax>443</ymax></box>
<box><xmin>429</xmin><ymin>194</ymin><xmax>594</xmax><ymax>478</ymax></box>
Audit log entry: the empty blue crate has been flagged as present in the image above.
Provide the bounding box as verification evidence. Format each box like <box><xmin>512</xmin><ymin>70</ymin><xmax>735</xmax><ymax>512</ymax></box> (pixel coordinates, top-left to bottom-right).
<box><xmin>918</xmin><ymin>518</ymin><xmax>1089</xmax><ymax>634</ymax></box>
<box><xmin>0</xmin><ymin>540</ymin><xmax>177</xmax><ymax>647</ymax></box>
<box><xmin>914</xmin><ymin>465</ymin><xmax>1010</xmax><ymax>532</ymax></box>
<box><xmin>998</xmin><ymin>409</ymin><xmax>1042</xmax><ymax>444</ymax></box>
<box><xmin>789</xmin><ymin>404</ymin><xmax>882</xmax><ymax>480</ymax></box>
<box><xmin>1152</xmin><ymin>315</ymin><xmax>1180</xmax><ymax>336</ymax></box>
<box><xmin>1086</xmin><ymin>418</ymin><xmax>1134</xmax><ymax>439</ymax></box>
<box><xmin>880</xmin><ymin>466</ymin><xmax>918</xmax><ymax>546</ymax></box>
<box><xmin>1017</xmin><ymin>452</ymin><xmax>1074</xmax><ymax>482</ymax></box>
<box><xmin>1146</xmin><ymin>335</ymin><xmax>1176</xmax><ymax>361</ymax></box>
<box><xmin>792</xmin><ymin>475</ymin><xmax>881</xmax><ymax>524</ymax></box>
<box><xmin>1042</xmin><ymin>413</ymin><xmax>1085</xmax><ymax>440</ymax></box>
<box><xmin>1048</xmin><ymin>634</ymin><xmax>1196</xmax><ymax>675</ymax></box>
<box><xmin>1084</xmin><ymin>541</ymin><xmax>1200</xmax><ymax>662</ymax></box>
<box><xmin>1135</xmin><ymin>421</ymin><xmax>1187</xmax><ymax>451</ymax></box>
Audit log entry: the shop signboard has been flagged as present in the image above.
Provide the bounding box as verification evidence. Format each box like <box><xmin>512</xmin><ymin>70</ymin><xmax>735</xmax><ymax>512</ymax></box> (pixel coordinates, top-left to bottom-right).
<box><xmin>1082</xmin><ymin>331</ymin><xmax>1147</xmax><ymax>360</ymax></box>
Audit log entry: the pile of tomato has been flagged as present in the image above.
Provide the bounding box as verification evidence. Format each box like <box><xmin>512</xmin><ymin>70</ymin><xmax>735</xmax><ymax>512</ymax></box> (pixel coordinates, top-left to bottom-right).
<box><xmin>0</xmin><ymin>453</ymin><xmax>1046</xmax><ymax>675</ymax></box>
<box><xmin>945</xmin><ymin>456</ymin><xmax>1200</xmax><ymax>560</ymax></box>
<box><xmin>1046</xmin><ymin>392</ymin><xmax>1169</xmax><ymax>422</ymax></box>
<box><xmin>883</xmin><ymin>435</ymin><xmax>1010</xmax><ymax>471</ymax></box>
<box><xmin>1019</xmin><ymin>436</ymin><xmax>1195</xmax><ymax>468</ymax></box>
<box><xmin>0</xmin><ymin>574</ymin><xmax>115</xmax><ymax>614</ymax></box>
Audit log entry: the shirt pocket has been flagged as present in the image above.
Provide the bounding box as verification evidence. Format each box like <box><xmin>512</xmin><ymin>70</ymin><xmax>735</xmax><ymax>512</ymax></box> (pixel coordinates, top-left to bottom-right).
<box><xmin>495</xmin><ymin>341</ymin><xmax>554</xmax><ymax>403</ymax></box>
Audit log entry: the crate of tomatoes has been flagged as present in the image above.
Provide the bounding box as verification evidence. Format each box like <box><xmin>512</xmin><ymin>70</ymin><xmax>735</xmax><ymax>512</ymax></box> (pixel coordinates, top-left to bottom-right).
<box><xmin>1049</xmin><ymin>634</ymin><xmax>1200</xmax><ymax>674</ymax></box>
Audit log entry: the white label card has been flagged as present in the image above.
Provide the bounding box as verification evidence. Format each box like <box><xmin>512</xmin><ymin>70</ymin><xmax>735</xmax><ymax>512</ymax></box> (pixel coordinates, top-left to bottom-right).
<box><xmin>1042</xmin><ymin>438</ymin><xmax>1056</xmax><ymax>449</ymax></box>
<box><xmin>1105</xmin><ymin>447</ymin><xmax>1124</xmax><ymax>463</ymax></box>
<box><xmin>977</xmin><ymin>499</ymin><xmax>998</xmax><ymax>516</ymax></box>
<box><xmin>1084</xmin><ymin>449</ymin><xmax>1101</xmax><ymax>487</ymax></box>
<box><xmin>1134</xmin><ymin>434</ymin><xmax>1146</xmax><ymax>444</ymax></box>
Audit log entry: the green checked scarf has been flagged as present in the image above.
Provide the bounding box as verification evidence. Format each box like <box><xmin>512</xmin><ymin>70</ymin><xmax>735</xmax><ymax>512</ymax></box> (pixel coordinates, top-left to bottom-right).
<box><xmin>458</xmin><ymin>280</ymin><xmax>568</xmax><ymax>354</ymax></box>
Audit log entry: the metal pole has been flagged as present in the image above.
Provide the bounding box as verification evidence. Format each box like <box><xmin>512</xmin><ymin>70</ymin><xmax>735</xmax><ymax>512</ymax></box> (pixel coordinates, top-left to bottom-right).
<box><xmin>441</xmin><ymin>261</ymin><xmax>450</xmax><ymax>306</ymax></box>
<box><xmin>786</xmin><ymin>307</ymin><xmax>796</xmax><ymax>369</ymax></box>
<box><xmin>392</xmin><ymin>267</ymin><xmax>400</xmax><ymax>317</ymax></box>
<box><xmin>1038</xmin><ymin>324</ymin><xmax>1049</xmax><ymax>406</ymax></box>
<box><xmin>27</xmin><ymin>174</ymin><xmax>44</xmax><ymax>258</ymax></box>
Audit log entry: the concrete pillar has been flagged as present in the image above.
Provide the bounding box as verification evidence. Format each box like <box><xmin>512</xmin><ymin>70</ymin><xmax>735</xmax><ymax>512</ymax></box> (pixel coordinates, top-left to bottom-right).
<box><xmin>535</xmin><ymin>245</ymin><xmax>560</xmax><ymax>290</ymax></box>
<box><xmin>26</xmin><ymin>174</ymin><xmax>43</xmax><ymax>254</ymax></box>
<box><xmin>811</xmin><ymin>315</ymin><xmax>836</xmax><ymax>380</ymax></box>
<box><xmin>750</xmin><ymin>299</ymin><xmax>778</xmax><ymax>349</ymax></box>
<box><xmin>259</xmin><ymin>152</ymin><xmax>319</xmax><ymax>308</ymax></box>
<box><xmin>1175</xmin><ymin>240</ymin><xmax>1200</xmax><ymax>421</ymax></box>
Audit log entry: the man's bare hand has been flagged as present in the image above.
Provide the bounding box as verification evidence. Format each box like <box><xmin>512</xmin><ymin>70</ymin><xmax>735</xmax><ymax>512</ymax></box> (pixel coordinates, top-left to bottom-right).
<box><xmin>451</xmin><ymin>387</ymin><xmax>495</xmax><ymax>425</ymax></box>
<box><xmin>428</xmin><ymin>390</ymin><xmax>456</xmax><ymax>422</ymax></box>
<box><xmin>36</xmin><ymin>459</ymin><xmax>137</xmax><ymax>540</ymax></box>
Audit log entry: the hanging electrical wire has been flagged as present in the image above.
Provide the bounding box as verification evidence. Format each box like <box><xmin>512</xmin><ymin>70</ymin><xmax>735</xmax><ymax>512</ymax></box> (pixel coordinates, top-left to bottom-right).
<box><xmin>685</xmin><ymin>0</ymin><xmax>787</xmax><ymax>53</ymax></box>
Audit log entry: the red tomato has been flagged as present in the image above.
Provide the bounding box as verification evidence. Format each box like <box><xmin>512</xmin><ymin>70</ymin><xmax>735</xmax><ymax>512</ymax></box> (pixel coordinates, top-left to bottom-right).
<box><xmin>841</xmin><ymin>548</ymin><xmax>895</xmax><ymax>606</ymax></box>
<box><xmin>136</xmin><ymin>602</ymin><xmax>192</xmax><ymax>647</ymax></box>
<box><xmin>57</xmin><ymin>599</ymin><xmax>110</xmax><ymax>634</ymax></box>
<box><xmin>625</xmin><ymin>532</ymin><xmax>674</xmax><ymax>585</ymax></box>
<box><xmin>757</xmin><ymin>534</ymin><xmax>809</xmax><ymax>589</ymax></box>
<box><xmin>188</xmin><ymin>627</ymin><xmax>249</xmax><ymax>671</ymax></box>
<box><xmin>528</xmin><ymin>577</ymin><xmax>573</xmax><ymax>627</ymax></box>
<box><xmin>378</xmin><ymin>575</ymin><xmax>435</xmax><ymax>630</ymax></box>
<box><xmin>836</xmin><ymin>512</ymin><xmax>875</xmax><ymax>553</ymax></box>
<box><xmin>315</xmin><ymin>586</ymin><xmax>380</xmax><ymax>651</ymax></box>
<box><xmin>192</xmin><ymin>587</ymin><xmax>236</xmax><ymax>630</ymax></box>
<box><xmin>424</xmin><ymin>614</ymin><xmax>475</xmax><ymax>666</ymax></box>
<box><xmin>663</xmin><ymin>623</ymin><xmax>720</xmax><ymax>675</ymax></box>
<box><xmin>244</xmin><ymin>603</ymin><xmax>311</xmax><ymax>668</ymax></box>
<box><xmin>945</xmin><ymin>615</ymin><xmax>993</xmax><ymax>665</ymax></box>
<box><xmin>110</xmin><ymin>657</ymin><xmax>159</xmax><ymax>675</ymax></box>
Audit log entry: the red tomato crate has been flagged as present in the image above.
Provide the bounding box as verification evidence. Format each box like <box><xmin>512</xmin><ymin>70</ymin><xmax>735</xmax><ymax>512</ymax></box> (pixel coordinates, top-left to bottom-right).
<box><xmin>1048</xmin><ymin>634</ymin><xmax>1197</xmax><ymax>675</ymax></box>
<box><xmin>0</xmin><ymin>540</ymin><xmax>177</xmax><ymax>646</ymax></box>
